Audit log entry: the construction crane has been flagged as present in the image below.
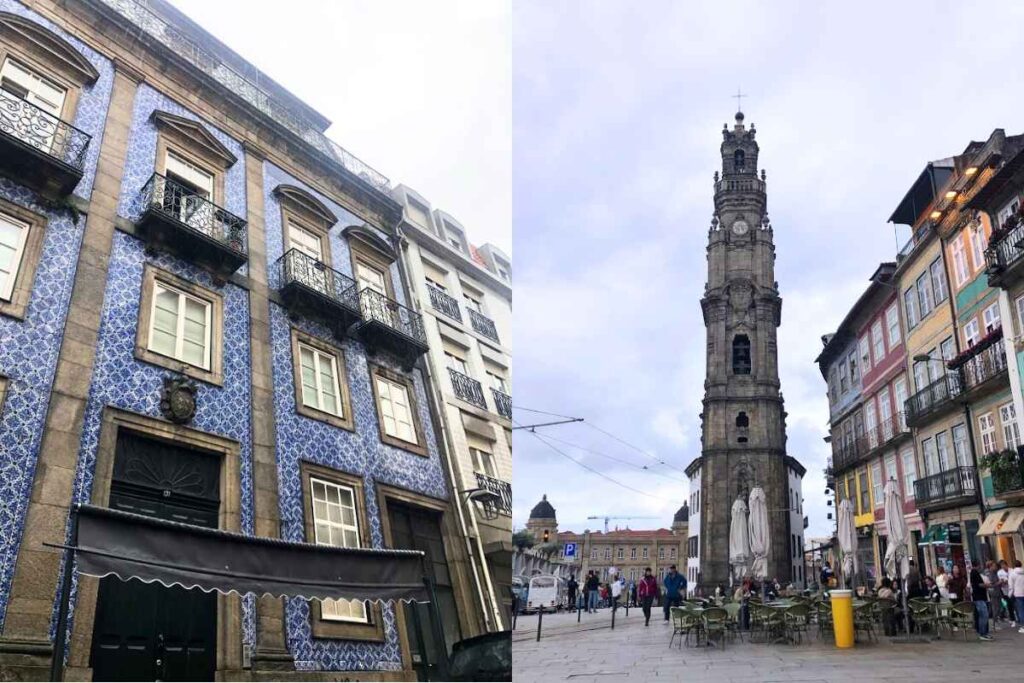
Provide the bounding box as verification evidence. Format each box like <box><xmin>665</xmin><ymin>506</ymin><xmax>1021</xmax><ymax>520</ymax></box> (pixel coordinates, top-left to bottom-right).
<box><xmin>587</xmin><ymin>515</ymin><xmax>659</xmax><ymax>534</ymax></box>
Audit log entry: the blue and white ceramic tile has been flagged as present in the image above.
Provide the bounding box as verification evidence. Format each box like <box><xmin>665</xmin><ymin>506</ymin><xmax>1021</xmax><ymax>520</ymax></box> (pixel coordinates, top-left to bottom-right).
<box><xmin>265</xmin><ymin>164</ymin><xmax>446</xmax><ymax>672</ymax></box>
<box><xmin>0</xmin><ymin>180</ymin><xmax>85</xmax><ymax>630</ymax></box>
<box><xmin>0</xmin><ymin>0</ymin><xmax>115</xmax><ymax>200</ymax></box>
<box><xmin>57</xmin><ymin>232</ymin><xmax>254</xmax><ymax>644</ymax></box>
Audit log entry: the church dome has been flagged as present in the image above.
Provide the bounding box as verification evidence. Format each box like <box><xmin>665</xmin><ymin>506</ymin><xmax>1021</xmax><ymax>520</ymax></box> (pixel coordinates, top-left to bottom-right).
<box><xmin>674</xmin><ymin>502</ymin><xmax>689</xmax><ymax>522</ymax></box>
<box><xmin>529</xmin><ymin>494</ymin><xmax>556</xmax><ymax>520</ymax></box>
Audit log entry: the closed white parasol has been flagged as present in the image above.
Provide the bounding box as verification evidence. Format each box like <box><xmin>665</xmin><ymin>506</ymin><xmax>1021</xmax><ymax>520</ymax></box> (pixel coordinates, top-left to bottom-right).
<box><xmin>748</xmin><ymin>487</ymin><xmax>769</xmax><ymax>580</ymax></box>
<box><xmin>729</xmin><ymin>497</ymin><xmax>751</xmax><ymax>581</ymax></box>
<box><xmin>837</xmin><ymin>498</ymin><xmax>858</xmax><ymax>589</ymax></box>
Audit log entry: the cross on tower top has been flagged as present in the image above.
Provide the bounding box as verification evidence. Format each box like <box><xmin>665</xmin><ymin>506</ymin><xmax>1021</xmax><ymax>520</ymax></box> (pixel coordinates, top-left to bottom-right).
<box><xmin>732</xmin><ymin>87</ymin><xmax>746</xmax><ymax>115</ymax></box>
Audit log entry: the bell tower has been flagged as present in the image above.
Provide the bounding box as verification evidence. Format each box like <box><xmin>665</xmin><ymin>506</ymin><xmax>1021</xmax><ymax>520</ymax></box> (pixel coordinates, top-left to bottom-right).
<box><xmin>696</xmin><ymin>110</ymin><xmax>793</xmax><ymax>591</ymax></box>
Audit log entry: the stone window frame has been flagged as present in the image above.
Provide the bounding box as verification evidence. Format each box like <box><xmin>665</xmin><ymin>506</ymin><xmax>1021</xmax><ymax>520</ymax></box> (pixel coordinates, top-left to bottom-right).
<box><xmin>151</xmin><ymin>111</ymin><xmax>237</xmax><ymax>211</ymax></box>
<box><xmin>0</xmin><ymin>198</ymin><xmax>46</xmax><ymax>320</ymax></box>
<box><xmin>289</xmin><ymin>327</ymin><xmax>354</xmax><ymax>431</ymax></box>
<box><xmin>67</xmin><ymin>407</ymin><xmax>244</xmax><ymax>674</ymax></box>
<box><xmin>346</xmin><ymin>227</ymin><xmax>397</xmax><ymax>300</ymax></box>
<box><xmin>274</xmin><ymin>184</ymin><xmax>338</xmax><ymax>267</ymax></box>
<box><xmin>367</xmin><ymin>362</ymin><xmax>428</xmax><ymax>457</ymax></box>
<box><xmin>0</xmin><ymin>12</ymin><xmax>100</xmax><ymax>126</ymax></box>
<box><xmin>134</xmin><ymin>264</ymin><xmax>225</xmax><ymax>386</ymax></box>
<box><xmin>299</xmin><ymin>461</ymin><xmax>385</xmax><ymax>642</ymax></box>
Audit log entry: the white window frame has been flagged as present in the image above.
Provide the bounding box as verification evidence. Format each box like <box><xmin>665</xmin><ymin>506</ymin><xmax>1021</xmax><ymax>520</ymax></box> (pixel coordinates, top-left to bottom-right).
<box><xmin>375</xmin><ymin>375</ymin><xmax>418</xmax><ymax>445</ymax></box>
<box><xmin>901</xmin><ymin>449</ymin><xmax>916</xmax><ymax>498</ymax></box>
<box><xmin>642</xmin><ymin>547</ymin><xmax>649</xmax><ymax>560</ymax></box>
<box><xmin>951</xmin><ymin>236</ymin><xmax>969</xmax><ymax>287</ymax></box>
<box><xmin>885</xmin><ymin>304</ymin><xmax>901</xmax><ymax>349</ymax></box>
<box><xmin>935</xmin><ymin>431</ymin><xmax>951</xmax><ymax>471</ymax></box>
<box><xmin>470</xmin><ymin>447</ymin><xmax>497</xmax><ymax>478</ymax></box>
<box><xmin>983</xmin><ymin>303</ymin><xmax>1001</xmax><ymax>334</ymax></box>
<box><xmin>1015</xmin><ymin>294</ymin><xmax>1024</xmax><ymax>338</ymax></box>
<box><xmin>871</xmin><ymin>462</ymin><xmax>883</xmax><ymax>510</ymax></box>
<box><xmin>922</xmin><ymin>437</ymin><xmax>939</xmax><ymax>476</ymax></box>
<box><xmin>894</xmin><ymin>377</ymin><xmax>908</xmax><ymax>430</ymax></box>
<box><xmin>864</xmin><ymin>401</ymin><xmax>878</xmax><ymax>448</ymax></box>
<box><xmin>1000</xmin><ymin>402</ymin><xmax>1020</xmax><ymax>450</ymax></box>
<box><xmin>147</xmin><ymin>281</ymin><xmax>212</xmax><ymax>370</ymax></box>
<box><xmin>298</xmin><ymin>342</ymin><xmax>343</xmax><ymax>417</ymax></box>
<box><xmin>871</xmin><ymin>321</ymin><xmax>885</xmax><ymax>364</ymax></box>
<box><xmin>963</xmin><ymin>319</ymin><xmax>981</xmax><ymax>347</ymax></box>
<box><xmin>859</xmin><ymin>336</ymin><xmax>871</xmax><ymax>373</ymax></box>
<box><xmin>931</xmin><ymin>258</ymin><xmax>948</xmax><ymax>304</ymax></box>
<box><xmin>998</xmin><ymin>197</ymin><xmax>1021</xmax><ymax>228</ymax></box>
<box><xmin>0</xmin><ymin>212</ymin><xmax>29</xmax><ymax>301</ymax></box>
<box><xmin>310</xmin><ymin>477</ymin><xmax>368</xmax><ymax>623</ymax></box>
<box><xmin>979</xmin><ymin>412</ymin><xmax>997</xmax><ymax>455</ymax></box>
<box><xmin>904</xmin><ymin>287</ymin><xmax>919</xmax><ymax>329</ymax></box>
<box><xmin>952</xmin><ymin>423</ymin><xmax>970</xmax><ymax>468</ymax></box>
<box><xmin>969</xmin><ymin>222</ymin><xmax>988</xmax><ymax>273</ymax></box>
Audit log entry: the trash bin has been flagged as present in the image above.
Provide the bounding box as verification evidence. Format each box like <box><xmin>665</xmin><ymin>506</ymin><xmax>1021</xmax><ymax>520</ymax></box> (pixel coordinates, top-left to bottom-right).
<box><xmin>830</xmin><ymin>589</ymin><xmax>854</xmax><ymax>648</ymax></box>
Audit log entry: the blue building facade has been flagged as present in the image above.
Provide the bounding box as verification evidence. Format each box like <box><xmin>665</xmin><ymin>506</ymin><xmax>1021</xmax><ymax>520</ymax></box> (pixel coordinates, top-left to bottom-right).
<box><xmin>0</xmin><ymin>0</ymin><xmax>480</xmax><ymax>679</ymax></box>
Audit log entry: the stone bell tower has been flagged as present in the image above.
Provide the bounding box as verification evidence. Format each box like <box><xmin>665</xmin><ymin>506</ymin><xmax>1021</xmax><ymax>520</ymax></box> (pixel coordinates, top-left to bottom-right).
<box><xmin>696</xmin><ymin>110</ymin><xmax>797</xmax><ymax>591</ymax></box>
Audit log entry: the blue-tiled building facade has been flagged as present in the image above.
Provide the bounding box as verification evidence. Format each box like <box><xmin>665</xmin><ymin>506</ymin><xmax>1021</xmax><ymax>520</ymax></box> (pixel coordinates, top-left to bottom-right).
<box><xmin>0</xmin><ymin>0</ymin><xmax>482</xmax><ymax>679</ymax></box>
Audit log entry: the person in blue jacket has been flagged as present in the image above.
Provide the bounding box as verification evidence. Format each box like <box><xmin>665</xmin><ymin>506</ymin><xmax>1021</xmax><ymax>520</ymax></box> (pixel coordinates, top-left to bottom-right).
<box><xmin>662</xmin><ymin>564</ymin><xmax>686</xmax><ymax>621</ymax></box>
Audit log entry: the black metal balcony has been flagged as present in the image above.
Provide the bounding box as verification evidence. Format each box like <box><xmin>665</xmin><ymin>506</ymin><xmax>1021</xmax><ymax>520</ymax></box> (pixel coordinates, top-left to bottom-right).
<box><xmin>0</xmin><ymin>89</ymin><xmax>91</xmax><ymax>198</ymax></box>
<box><xmin>863</xmin><ymin>412</ymin><xmax>911</xmax><ymax>456</ymax></box>
<box><xmin>276</xmin><ymin>248</ymin><xmax>361</xmax><ymax>333</ymax></box>
<box><xmin>913</xmin><ymin>466</ymin><xmax>977</xmax><ymax>510</ymax></box>
<box><xmin>475</xmin><ymin>472</ymin><xmax>512</xmax><ymax>517</ymax></box>
<box><xmin>135</xmin><ymin>173</ymin><xmax>247</xmax><ymax>278</ymax></box>
<box><xmin>956</xmin><ymin>334</ymin><xmax>1008</xmax><ymax>395</ymax></box>
<box><xmin>831</xmin><ymin>437</ymin><xmax>868</xmax><ymax>474</ymax></box>
<box><xmin>905</xmin><ymin>374</ymin><xmax>963</xmax><ymax>428</ymax></box>
<box><xmin>491</xmin><ymin>388</ymin><xmax>512</xmax><ymax>419</ymax></box>
<box><xmin>468</xmin><ymin>308</ymin><xmax>500</xmax><ymax>343</ymax></box>
<box><xmin>985</xmin><ymin>215</ymin><xmax>1024</xmax><ymax>288</ymax></box>
<box><xmin>353</xmin><ymin>288</ymin><xmax>428</xmax><ymax>370</ymax></box>
<box><xmin>427</xmin><ymin>283</ymin><xmax>462</xmax><ymax>322</ymax></box>
<box><xmin>449</xmin><ymin>368</ymin><xmax>486</xmax><ymax>409</ymax></box>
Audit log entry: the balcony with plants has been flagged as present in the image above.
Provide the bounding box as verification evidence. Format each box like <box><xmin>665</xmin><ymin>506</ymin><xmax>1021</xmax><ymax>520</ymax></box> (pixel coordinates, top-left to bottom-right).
<box><xmin>276</xmin><ymin>248</ymin><xmax>361</xmax><ymax>334</ymax></box>
<box><xmin>948</xmin><ymin>326</ymin><xmax>1008</xmax><ymax>397</ymax></box>
<box><xmin>982</xmin><ymin>447</ymin><xmax>1024</xmax><ymax>502</ymax></box>
<box><xmin>0</xmin><ymin>88</ymin><xmax>91</xmax><ymax>198</ymax></box>
<box><xmin>134</xmin><ymin>173</ymin><xmax>248</xmax><ymax>278</ymax></box>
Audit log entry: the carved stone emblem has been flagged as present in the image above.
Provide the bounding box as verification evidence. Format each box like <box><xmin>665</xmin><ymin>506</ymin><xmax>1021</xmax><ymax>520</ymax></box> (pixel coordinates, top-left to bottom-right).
<box><xmin>160</xmin><ymin>376</ymin><xmax>198</xmax><ymax>424</ymax></box>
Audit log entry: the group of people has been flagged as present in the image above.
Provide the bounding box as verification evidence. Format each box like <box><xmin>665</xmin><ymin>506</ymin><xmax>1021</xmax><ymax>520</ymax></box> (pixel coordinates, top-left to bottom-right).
<box><xmin>566</xmin><ymin>565</ymin><xmax>689</xmax><ymax>627</ymax></box>
<box><xmin>836</xmin><ymin>557</ymin><xmax>1024</xmax><ymax>642</ymax></box>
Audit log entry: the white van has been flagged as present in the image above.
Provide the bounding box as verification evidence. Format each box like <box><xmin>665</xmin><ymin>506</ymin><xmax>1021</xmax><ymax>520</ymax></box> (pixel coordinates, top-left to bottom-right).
<box><xmin>526</xmin><ymin>575</ymin><xmax>558</xmax><ymax>612</ymax></box>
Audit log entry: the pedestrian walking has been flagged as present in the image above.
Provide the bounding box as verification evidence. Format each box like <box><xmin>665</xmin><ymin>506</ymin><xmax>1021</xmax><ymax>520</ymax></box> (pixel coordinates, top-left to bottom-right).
<box><xmin>567</xmin><ymin>575</ymin><xmax>578</xmax><ymax>611</ymax></box>
<box><xmin>969</xmin><ymin>563</ymin><xmax>993</xmax><ymax>641</ymax></box>
<box><xmin>998</xmin><ymin>560</ymin><xmax>1014</xmax><ymax>625</ymax></box>
<box><xmin>662</xmin><ymin>565</ymin><xmax>684</xmax><ymax>622</ymax></box>
<box><xmin>638</xmin><ymin>567</ymin><xmax>658</xmax><ymax>626</ymax></box>
<box><xmin>611</xmin><ymin>576</ymin><xmax>624</xmax><ymax>612</ymax></box>
<box><xmin>585</xmin><ymin>571</ymin><xmax>600</xmax><ymax>613</ymax></box>
<box><xmin>984</xmin><ymin>560</ymin><xmax>1004</xmax><ymax>629</ymax></box>
<box><xmin>1007</xmin><ymin>560</ymin><xmax>1024</xmax><ymax>633</ymax></box>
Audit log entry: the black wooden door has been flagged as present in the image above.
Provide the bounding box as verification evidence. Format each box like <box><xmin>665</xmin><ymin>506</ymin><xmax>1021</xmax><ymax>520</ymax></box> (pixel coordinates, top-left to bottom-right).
<box><xmin>387</xmin><ymin>502</ymin><xmax>461</xmax><ymax>679</ymax></box>
<box><xmin>90</xmin><ymin>432</ymin><xmax>220</xmax><ymax>682</ymax></box>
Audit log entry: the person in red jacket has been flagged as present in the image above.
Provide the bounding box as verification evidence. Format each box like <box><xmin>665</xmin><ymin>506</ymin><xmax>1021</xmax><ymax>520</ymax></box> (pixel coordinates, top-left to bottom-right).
<box><xmin>638</xmin><ymin>567</ymin><xmax>659</xmax><ymax>626</ymax></box>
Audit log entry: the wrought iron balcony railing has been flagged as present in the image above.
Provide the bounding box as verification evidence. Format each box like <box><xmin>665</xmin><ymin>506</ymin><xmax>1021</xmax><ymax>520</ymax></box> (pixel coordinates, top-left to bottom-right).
<box><xmin>139</xmin><ymin>173</ymin><xmax>247</xmax><ymax>253</ymax></box>
<box><xmin>491</xmin><ymin>388</ymin><xmax>512</xmax><ymax>419</ymax></box>
<box><xmin>276</xmin><ymin>248</ymin><xmax>359</xmax><ymax>326</ymax></box>
<box><xmin>714</xmin><ymin>177</ymin><xmax>766</xmax><ymax>195</ymax></box>
<box><xmin>475</xmin><ymin>472</ymin><xmax>512</xmax><ymax>517</ymax></box>
<box><xmin>356</xmin><ymin>287</ymin><xmax>427</xmax><ymax>343</ymax></box>
<box><xmin>959</xmin><ymin>340</ymin><xmax>1008</xmax><ymax>391</ymax></box>
<box><xmin>0</xmin><ymin>89</ymin><xmax>91</xmax><ymax>169</ymax></box>
<box><xmin>449</xmin><ymin>368</ymin><xmax>487</xmax><ymax>409</ymax></box>
<box><xmin>913</xmin><ymin>466</ymin><xmax>977</xmax><ymax>507</ymax></box>
<box><xmin>864</xmin><ymin>413</ymin><xmax>910</xmax><ymax>453</ymax></box>
<box><xmin>905</xmin><ymin>373</ymin><xmax>963</xmax><ymax>427</ymax></box>
<box><xmin>468</xmin><ymin>308</ymin><xmax>500</xmax><ymax>343</ymax></box>
<box><xmin>427</xmin><ymin>283</ymin><xmax>462</xmax><ymax>322</ymax></box>
<box><xmin>985</xmin><ymin>221</ymin><xmax>1024</xmax><ymax>286</ymax></box>
<box><xmin>831</xmin><ymin>436</ymin><xmax>868</xmax><ymax>474</ymax></box>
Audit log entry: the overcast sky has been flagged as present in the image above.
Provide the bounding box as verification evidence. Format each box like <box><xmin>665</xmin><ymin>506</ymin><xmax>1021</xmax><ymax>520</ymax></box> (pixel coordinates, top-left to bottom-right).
<box><xmin>512</xmin><ymin>0</ymin><xmax>1024</xmax><ymax>541</ymax></box>
<box><xmin>168</xmin><ymin>0</ymin><xmax>511</xmax><ymax>254</ymax></box>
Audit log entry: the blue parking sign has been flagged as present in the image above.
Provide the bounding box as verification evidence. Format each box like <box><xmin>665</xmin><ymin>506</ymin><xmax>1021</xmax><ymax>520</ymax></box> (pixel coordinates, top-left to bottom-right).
<box><xmin>564</xmin><ymin>542</ymin><xmax>577</xmax><ymax>558</ymax></box>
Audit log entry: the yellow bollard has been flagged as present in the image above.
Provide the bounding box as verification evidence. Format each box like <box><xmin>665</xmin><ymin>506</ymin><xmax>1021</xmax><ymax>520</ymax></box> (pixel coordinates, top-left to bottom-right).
<box><xmin>831</xmin><ymin>589</ymin><xmax>854</xmax><ymax>648</ymax></box>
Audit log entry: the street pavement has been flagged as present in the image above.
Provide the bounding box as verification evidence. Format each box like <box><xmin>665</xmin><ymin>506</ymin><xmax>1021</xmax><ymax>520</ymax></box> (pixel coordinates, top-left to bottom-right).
<box><xmin>512</xmin><ymin>607</ymin><xmax>1024</xmax><ymax>682</ymax></box>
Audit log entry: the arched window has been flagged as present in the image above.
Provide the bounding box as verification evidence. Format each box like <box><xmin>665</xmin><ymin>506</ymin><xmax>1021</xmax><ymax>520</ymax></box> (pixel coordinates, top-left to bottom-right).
<box><xmin>734</xmin><ymin>149</ymin><xmax>745</xmax><ymax>171</ymax></box>
<box><xmin>732</xmin><ymin>335</ymin><xmax>751</xmax><ymax>374</ymax></box>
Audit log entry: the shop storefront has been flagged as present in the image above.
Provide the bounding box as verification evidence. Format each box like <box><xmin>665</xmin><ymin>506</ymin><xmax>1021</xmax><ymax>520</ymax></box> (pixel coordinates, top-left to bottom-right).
<box><xmin>976</xmin><ymin>507</ymin><xmax>1024</xmax><ymax>565</ymax></box>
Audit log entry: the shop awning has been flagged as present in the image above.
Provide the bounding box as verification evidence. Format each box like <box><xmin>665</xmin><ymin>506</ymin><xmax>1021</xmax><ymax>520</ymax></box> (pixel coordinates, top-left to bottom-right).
<box><xmin>69</xmin><ymin>504</ymin><xmax>430</xmax><ymax>603</ymax></box>
<box><xmin>977</xmin><ymin>508</ymin><xmax>1024</xmax><ymax>537</ymax></box>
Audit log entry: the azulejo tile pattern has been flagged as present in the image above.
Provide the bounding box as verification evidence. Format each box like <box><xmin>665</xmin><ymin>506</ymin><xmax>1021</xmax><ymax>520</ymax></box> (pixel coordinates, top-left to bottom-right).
<box><xmin>60</xmin><ymin>232</ymin><xmax>254</xmax><ymax>643</ymax></box>
<box><xmin>0</xmin><ymin>0</ymin><xmax>114</xmax><ymax>199</ymax></box>
<box><xmin>265</xmin><ymin>165</ymin><xmax>447</xmax><ymax>672</ymax></box>
<box><xmin>0</xmin><ymin>179</ymin><xmax>85</xmax><ymax>630</ymax></box>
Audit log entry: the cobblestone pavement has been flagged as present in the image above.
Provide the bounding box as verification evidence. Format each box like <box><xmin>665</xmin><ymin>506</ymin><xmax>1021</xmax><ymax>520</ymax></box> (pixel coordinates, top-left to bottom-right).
<box><xmin>512</xmin><ymin>608</ymin><xmax>1024</xmax><ymax>682</ymax></box>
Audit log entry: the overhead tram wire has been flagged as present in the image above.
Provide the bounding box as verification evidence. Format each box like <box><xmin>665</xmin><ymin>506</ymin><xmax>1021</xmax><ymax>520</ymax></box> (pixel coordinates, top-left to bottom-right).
<box><xmin>522</xmin><ymin>428</ymin><xmax>678</xmax><ymax>503</ymax></box>
<box><xmin>537</xmin><ymin>433</ymin><xmax>689</xmax><ymax>484</ymax></box>
<box><xmin>584</xmin><ymin>422</ymin><xmax>691</xmax><ymax>477</ymax></box>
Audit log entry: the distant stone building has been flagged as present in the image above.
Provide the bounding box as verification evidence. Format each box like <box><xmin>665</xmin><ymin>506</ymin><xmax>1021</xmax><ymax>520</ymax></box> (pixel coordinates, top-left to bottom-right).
<box><xmin>686</xmin><ymin>111</ymin><xmax>805</xmax><ymax>592</ymax></box>
<box><xmin>525</xmin><ymin>494</ymin><xmax>558</xmax><ymax>544</ymax></box>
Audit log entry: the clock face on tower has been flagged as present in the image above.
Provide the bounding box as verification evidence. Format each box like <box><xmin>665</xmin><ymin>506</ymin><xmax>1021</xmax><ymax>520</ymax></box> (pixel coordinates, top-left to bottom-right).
<box><xmin>732</xmin><ymin>219</ymin><xmax>749</xmax><ymax>235</ymax></box>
